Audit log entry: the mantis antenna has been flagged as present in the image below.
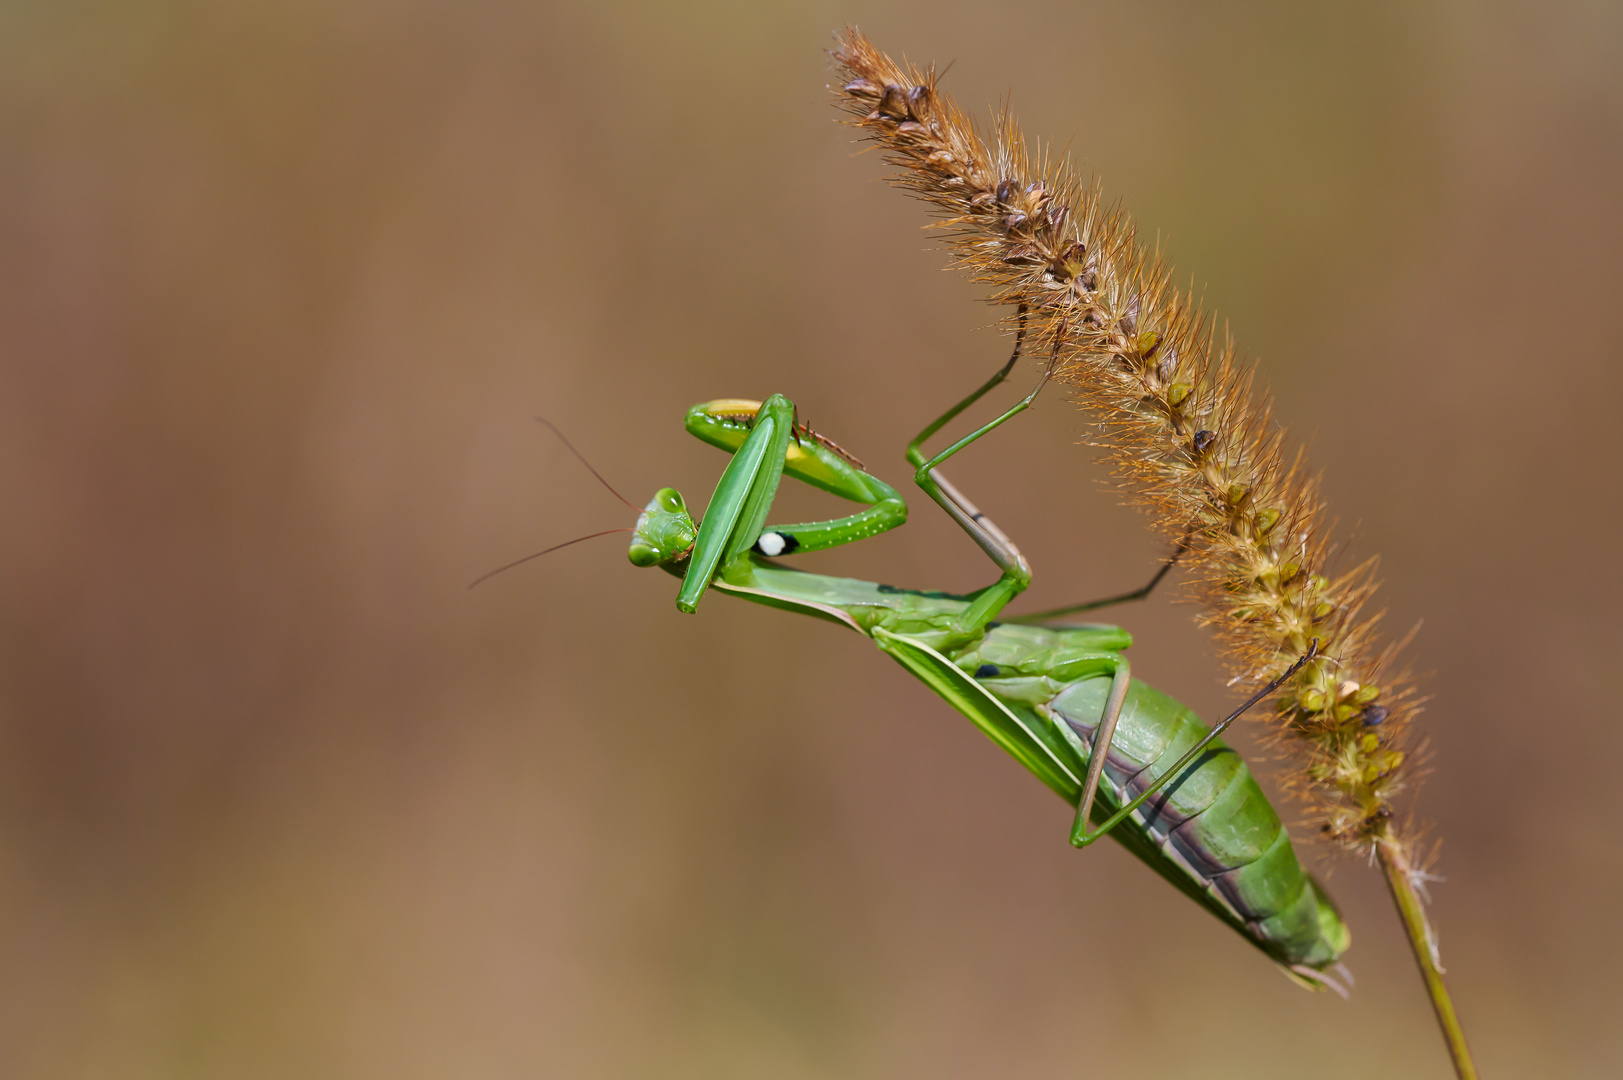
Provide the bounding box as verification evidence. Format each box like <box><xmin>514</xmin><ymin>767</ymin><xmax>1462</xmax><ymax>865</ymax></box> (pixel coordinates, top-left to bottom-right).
<box><xmin>468</xmin><ymin>417</ymin><xmax>639</xmax><ymax>589</ymax></box>
<box><xmin>535</xmin><ymin>416</ymin><xmax>637</xmax><ymax>509</ymax></box>
<box><xmin>467</xmin><ymin>528</ymin><xmax>632</xmax><ymax>590</ymax></box>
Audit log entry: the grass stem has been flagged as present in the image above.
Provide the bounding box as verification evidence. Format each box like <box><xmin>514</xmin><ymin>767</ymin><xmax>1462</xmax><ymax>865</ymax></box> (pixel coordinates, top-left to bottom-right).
<box><xmin>1379</xmin><ymin>841</ymin><xmax>1478</xmax><ymax>1079</ymax></box>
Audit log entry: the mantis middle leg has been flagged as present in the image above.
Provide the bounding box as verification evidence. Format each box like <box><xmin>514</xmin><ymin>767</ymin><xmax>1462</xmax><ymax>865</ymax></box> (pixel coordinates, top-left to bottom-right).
<box><xmin>904</xmin><ymin>307</ymin><xmax>1055</xmax><ymax>636</ymax></box>
<box><xmin>1006</xmin><ymin>529</ymin><xmax>1194</xmax><ymax>627</ymax></box>
<box><xmin>898</xmin><ymin>318</ymin><xmax>1144</xmax><ymax>840</ymax></box>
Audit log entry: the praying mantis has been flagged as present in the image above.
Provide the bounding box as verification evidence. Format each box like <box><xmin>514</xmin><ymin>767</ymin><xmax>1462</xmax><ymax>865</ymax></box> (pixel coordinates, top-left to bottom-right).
<box><xmin>621</xmin><ymin>325</ymin><xmax>1352</xmax><ymax>992</ymax></box>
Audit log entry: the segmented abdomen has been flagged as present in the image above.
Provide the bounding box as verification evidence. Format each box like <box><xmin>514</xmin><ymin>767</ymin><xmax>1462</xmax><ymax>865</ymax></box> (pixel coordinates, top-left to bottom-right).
<box><xmin>1042</xmin><ymin>677</ymin><xmax>1348</xmax><ymax>969</ymax></box>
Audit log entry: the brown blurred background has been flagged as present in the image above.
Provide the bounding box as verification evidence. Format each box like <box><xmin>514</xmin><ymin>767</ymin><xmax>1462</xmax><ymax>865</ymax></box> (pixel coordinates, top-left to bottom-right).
<box><xmin>1</xmin><ymin>1</ymin><xmax>1619</xmax><ymax>1076</ymax></box>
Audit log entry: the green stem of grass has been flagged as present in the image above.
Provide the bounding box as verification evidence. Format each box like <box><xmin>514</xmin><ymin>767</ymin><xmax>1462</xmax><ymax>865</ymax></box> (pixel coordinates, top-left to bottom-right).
<box><xmin>1378</xmin><ymin>841</ymin><xmax>1478</xmax><ymax>1079</ymax></box>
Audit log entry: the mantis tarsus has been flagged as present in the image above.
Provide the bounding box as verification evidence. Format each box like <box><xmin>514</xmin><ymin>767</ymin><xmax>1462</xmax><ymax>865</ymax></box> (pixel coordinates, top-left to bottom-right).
<box><xmin>623</xmin><ymin>330</ymin><xmax>1352</xmax><ymax>992</ymax></box>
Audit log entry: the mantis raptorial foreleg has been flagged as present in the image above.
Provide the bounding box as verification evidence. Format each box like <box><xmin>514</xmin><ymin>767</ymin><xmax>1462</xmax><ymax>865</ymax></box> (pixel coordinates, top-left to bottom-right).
<box><xmin>675</xmin><ymin>394</ymin><xmax>907</xmax><ymax>613</ymax></box>
<box><xmin>676</xmin><ymin>395</ymin><xmax>796</xmax><ymax>612</ymax></box>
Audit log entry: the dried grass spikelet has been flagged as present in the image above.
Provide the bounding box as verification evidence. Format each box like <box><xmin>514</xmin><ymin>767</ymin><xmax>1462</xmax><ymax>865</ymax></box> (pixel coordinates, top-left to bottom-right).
<box><xmin>830</xmin><ymin>28</ymin><xmax>1421</xmax><ymax>858</ymax></box>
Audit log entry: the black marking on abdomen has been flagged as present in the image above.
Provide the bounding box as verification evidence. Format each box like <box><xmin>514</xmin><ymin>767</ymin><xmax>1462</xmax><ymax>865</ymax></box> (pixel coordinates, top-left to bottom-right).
<box><xmin>975</xmin><ymin>664</ymin><xmax>999</xmax><ymax>679</ymax></box>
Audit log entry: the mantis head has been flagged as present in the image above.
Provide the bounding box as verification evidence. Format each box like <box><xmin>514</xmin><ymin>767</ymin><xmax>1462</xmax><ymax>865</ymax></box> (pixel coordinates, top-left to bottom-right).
<box><xmin>628</xmin><ymin>487</ymin><xmax>696</xmax><ymax>568</ymax></box>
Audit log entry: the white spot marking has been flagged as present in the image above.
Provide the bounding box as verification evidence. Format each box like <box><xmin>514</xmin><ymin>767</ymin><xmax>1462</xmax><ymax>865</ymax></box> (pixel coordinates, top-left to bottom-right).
<box><xmin>757</xmin><ymin>532</ymin><xmax>786</xmax><ymax>556</ymax></box>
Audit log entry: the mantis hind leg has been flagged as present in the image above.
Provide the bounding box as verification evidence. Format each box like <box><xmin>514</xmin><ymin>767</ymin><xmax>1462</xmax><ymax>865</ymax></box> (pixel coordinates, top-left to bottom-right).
<box><xmin>1066</xmin><ymin>657</ymin><xmax>1133</xmax><ymax>843</ymax></box>
<box><xmin>873</xmin><ymin>627</ymin><xmax>1154</xmax><ymax>849</ymax></box>
<box><xmin>1063</xmin><ymin>644</ymin><xmax>1321</xmax><ymax>848</ymax></box>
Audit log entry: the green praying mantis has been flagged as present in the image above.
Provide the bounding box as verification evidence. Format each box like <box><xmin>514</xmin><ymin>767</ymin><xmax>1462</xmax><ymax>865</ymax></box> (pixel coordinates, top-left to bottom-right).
<box><xmin>611</xmin><ymin>318</ymin><xmax>1353</xmax><ymax>994</ymax></box>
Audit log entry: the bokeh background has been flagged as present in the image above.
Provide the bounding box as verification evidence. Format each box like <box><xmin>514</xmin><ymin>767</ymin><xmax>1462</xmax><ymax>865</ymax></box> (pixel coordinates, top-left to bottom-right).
<box><xmin>3</xmin><ymin>1</ymin><xmax>1620</xmax><ymax>1076</ymax></box>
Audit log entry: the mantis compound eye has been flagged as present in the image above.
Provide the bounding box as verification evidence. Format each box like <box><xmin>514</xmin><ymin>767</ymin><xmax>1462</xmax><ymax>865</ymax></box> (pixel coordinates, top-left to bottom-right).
<box><xmin>656</xmin><ymin>489</ymin><xmax>685</xmax><ymax>513</ymax></box>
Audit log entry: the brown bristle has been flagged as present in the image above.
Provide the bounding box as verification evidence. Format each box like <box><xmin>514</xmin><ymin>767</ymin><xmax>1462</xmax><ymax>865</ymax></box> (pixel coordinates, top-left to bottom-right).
<box><xmin>830</xmin><ymin>28</ymin><xmax>1425</xmax><ymax>862</ymax></box>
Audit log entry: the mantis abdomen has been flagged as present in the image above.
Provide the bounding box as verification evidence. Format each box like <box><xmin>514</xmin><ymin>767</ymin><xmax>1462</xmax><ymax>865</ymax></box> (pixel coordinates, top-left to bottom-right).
<box><xmin>960</xmin><ymin>623</ymin><xmax>1348</xmax><ymax>973</ymax></box>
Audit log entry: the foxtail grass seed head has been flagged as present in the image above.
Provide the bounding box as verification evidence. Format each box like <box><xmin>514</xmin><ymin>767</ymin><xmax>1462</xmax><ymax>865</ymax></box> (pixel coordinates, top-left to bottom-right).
<box><xmin>832</xmin><ymin>29</ymin><xmax>1422</xmax><ymax>859</ymax></box>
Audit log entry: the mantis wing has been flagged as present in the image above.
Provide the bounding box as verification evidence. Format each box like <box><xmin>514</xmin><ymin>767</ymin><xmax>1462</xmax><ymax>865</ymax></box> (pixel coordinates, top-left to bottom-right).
<box><xmin>870</xmin><ymin>627</ymin><xmax>1263</xmax><ymax>948</ymax></box>
<box><xmin>871</xmin><ymin>627</ymin><xmax>1082</xmax><ymax>802</ymax></box>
